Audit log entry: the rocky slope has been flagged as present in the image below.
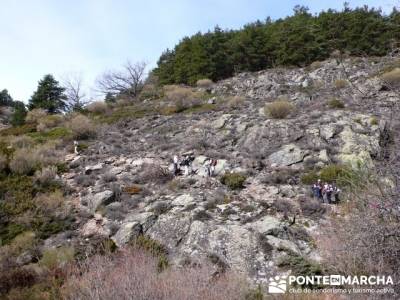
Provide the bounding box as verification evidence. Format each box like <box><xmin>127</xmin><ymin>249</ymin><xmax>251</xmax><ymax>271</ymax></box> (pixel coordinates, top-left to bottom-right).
<box><xmin>58</xmin><ymin>56</ymin><xmax>395</xmax><ymax>285</ymax></box>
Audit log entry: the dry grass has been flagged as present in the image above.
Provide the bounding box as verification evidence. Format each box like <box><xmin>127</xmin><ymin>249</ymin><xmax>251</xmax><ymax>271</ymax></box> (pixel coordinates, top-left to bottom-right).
<box><xmin>264</xmin><ymin>98</ymin><xmax>293</xmax><ymax>119</ymax></box>
<box><xmin>36</xmin><ymin>115</ymin><xmax>64</xmax><ymax>132</ymax></box>
<box><xmin>163</xmin><ymin>85</ymin><xmax>203</xmax><ymax>113</ymax></box>
<box><xmin>381</xmin><ymin>67</ymin><xmax>400</xmax><ymax>87</ymax></box>
<box><xmin>334</xmin><ymin>79</ymin><xmax>348</xmax><ymax>89</ymax></box>
<box><xmin>67</xmin><ymin>114</ymin><xmax>96</xmax><ymax>140</ymax></box>
<box><xmin>34</xmin><ymin>166</ymin><xmax>59</xmax><ymax>187</ymax></box>
<box><xmin>196</xmin><ymin>79</ymin><xmax>213</xmax><ymax>89</ymax></box>
<box><xmin>25</xmin><ymin>109</ymin><xmax>47</xmax><ymax>124</ymax></box>
<box><xmin>226</xmin><ymin>95</ymin><xmax>245</xmax><ymax>109</ymax></box>
<box><xmin>9</xmin><ymin>135</ymin><xmax>35</xmax><ymax>149</ymax></box>
<box><xmin>86</xmin><ymin>101</ymin><xmax>109</xmax><ymax>114</ymax></box>
<box><xmin>62</xmin><ymin>247</ymin><xmax>248</xmax><ymax>300</ymax></box>
<box><xmin>9</xmin><ymin>148</ymin><xmax>39</xmax><ymax>175</ymax></box>
<box><xmin>34</xmin><ymin>190</ymin><xmax>68</xmax><ymax>218</ymax></box>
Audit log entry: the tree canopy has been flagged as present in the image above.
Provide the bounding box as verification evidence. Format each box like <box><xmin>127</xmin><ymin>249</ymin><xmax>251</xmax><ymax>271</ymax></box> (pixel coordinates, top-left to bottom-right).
<box><xmin>0</xmin><ymin>89</ymin><xmax>14</xmax><ymax>107</ymax></box>
<box><xmin>28</xmin><ymin>74</ymin><xmax>67</xmax><ymax>113</ymax></box>
<box><xmin>154</xmin><ymin>6</ymin><xmax>400</xmax><ymax>85</ymax></box>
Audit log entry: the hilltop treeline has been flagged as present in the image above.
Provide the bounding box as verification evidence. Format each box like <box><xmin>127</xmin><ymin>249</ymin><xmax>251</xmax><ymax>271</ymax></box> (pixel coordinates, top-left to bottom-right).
<box><xmin>154</xmin><ymin>5</ymin><xmax>400</xmax><ymax>85</ymax></box>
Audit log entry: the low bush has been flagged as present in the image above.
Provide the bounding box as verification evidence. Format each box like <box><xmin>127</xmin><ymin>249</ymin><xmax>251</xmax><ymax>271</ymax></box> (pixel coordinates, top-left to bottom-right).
<box><xmin>34</xmin><ymin>166</ymin><xmax>59</xmax><ymax>188</ymax></box>
<box><xmin>131</xmin><ymin>235</ymin><xmax>169</xmax><ymax>271</ymax></box>
<box><xmin>277</xmin><ymin>250</ymin><xmax>323</xmax><ymax>288</ymax></box>
<box><xmin>0</xmin><ymin>266</ymin><xmax>38</xmax><ymax>295</ymax></box>
<box><xmin>86</xmin><ymin>101</ymin><xmax>109</xmax><ymax>114</ymax></box>
<box><xmin>67</xmin><ymin>114</ymin><xmax>96</xmax><ymax>140</ymax></box>
<box><xmin>226</xmin><ymin>95</ymin><xmax>245</xmax><ymax>109</ymax></box>
<box><xmin>196</xmin><ymin>78</ymin><xmax>213</xmax><ymax>89</ymax></box>
<box><xmin>9</xmin><ymin>231</ymin><xmax>37</xmax><ymax>255</ymax></box>
<box><xmin>220</xmin><ymin>172</ymin><xmax>247</xmax><ymax>190</ymax></box>
<box><xmin>381</xmin><ymin>67</ymin><xmax>400</xmax><ymax>87</ymax></box>
<box><xmin>370</xmin><ymin>116</ymin><xmax>379</xmax><ymax>125</ymax></box>
<box><xmin>327</xmin><ymin>98</ymin><xmax>345</xmax><ymax>109</ymax></box>
<box><xmin>36</xmin><ymin>114</ymin><xmax>64</xmax><ymax>132</ymax></box>
<box><xmin>62</xmin><ymin>247</ymin><xmax>248</xmax><ymax>300</ymax></box>
<box><xmin>298</xmin><ymin>197</ymin><xmax>326</xmax><ymax>218</ymax></box>
<box><xmin>134</xmin><ymin>163</ymin><xmax>173</xmax><ymax>184</ymax></box>
<box><xmin>9</xmin><ymin>148</ymin><xmax>38</xmax><ymax>175</ymax></box>
<box><xmin>334</xmin><ymin>79</ymin><xmax>348</xmax><ymax>89</ymax></box>
<box><xmin>25</xmin><ymin>109</ymin><xmax>47</xmax><ymax>124</ymax></box>
<box><xmin>0</xmin><ymin>123</ymin><xmax>36</xmax><ymax>136</ymax></box>
<box><xmin>264</xmin><ymin>99</ymin><xmax>293</xmax><ymax>119</ymax></box>
<box><xmin>40</xmin><ymin>246</ymin><xmax>75</xmax><ymax>270</ymax></box>
<box><xmin>10</xmin><ymin>135</ymin><xmax>35</xmax><ymax>149</ymax></box>
<box><xmin>301</xmin><ymin>164</ymin><xmax>350</xmax><ymax>185</ymax></box>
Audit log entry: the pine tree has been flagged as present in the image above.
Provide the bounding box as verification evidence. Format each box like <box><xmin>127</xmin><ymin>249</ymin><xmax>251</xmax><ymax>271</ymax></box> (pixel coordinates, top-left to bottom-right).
<box><xmin>28</xmin><ymin>74</ymin><xmax>67</xmax><ymax>113</ymax></box>
<box><xmin>10</xmin><ymin>101</ymin><xmax>27</xmax><ymax>126</ymax></box>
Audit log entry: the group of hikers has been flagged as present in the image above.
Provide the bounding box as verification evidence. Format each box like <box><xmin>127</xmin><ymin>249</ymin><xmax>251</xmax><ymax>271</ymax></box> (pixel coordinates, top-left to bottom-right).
<box><xmin>172</xmin><ymin>153</ymin><xmax>217</xmax><ymax>177</ymax></box>
<box><xmin>311</xmin><ymin>179</ymin><xmax>341</xmax><ymax>204</ymax></box>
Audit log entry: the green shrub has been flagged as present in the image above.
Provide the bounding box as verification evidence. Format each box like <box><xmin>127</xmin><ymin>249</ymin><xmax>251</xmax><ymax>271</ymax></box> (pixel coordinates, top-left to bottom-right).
<box><xmin>220</xmin><ymin>172</ymin><xmax>247</xmax><ymax>190</ymax></box>
<box><xmin>0</xmin><ymin>124</ymin><xmax>36</xmax><ymax>136</ymax></box>
<box><xmin>0</xmin><ymin>224</ymin><xmax>26</xmax><ymax>246</ymax></box>
<box><xmin>9</xmin><ymin>231</ymin><xmax>37</xmax><ymax>254</ymax></box>
<box><xmin>277</xmin><ymin>250</ymin><xmax>323</xmax><ymax>288</ymax></box>
<box><xmin>264</xmin><ymin>99</ymin><xmax>293</xmax><ymax>119</ymax></box>
<box><xmin>28</xmin><ymin>127</ymin><xmax>72</xmax><ymax>143</ymax></box>
<box><xmin>301</xmin><ymin>164</ymin><xmax>350</xmax><ymax>185</ymax></box>
<box><xmin>328</xmin><ymin>98</ymin><xmax>345</xmax><ymax>109</ymax></box>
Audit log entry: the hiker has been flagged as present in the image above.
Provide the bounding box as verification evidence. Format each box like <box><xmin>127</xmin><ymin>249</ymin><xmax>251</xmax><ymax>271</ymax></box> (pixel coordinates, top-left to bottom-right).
<box><xmin>312</xmin><ymin>179</ymin><xmax>323</xmax><ymax>201</ymax></box>
<box><xmin>74</xmin><ymin>141</ymin><xmax>79</xmax><ymax>154</ymax></box>
<box><xmin>181</xmin><ymin>153</ymin><xmax>194</xmax><ymax>176</ymax></box>
<box><xmin>332</xmin><ymin>184</ymin><xmax>341</xmax><ymax>203</ymax></box>
<box><xmin>326</xmin><ymin>184</ymin><xmax>333</xmax><ymax>204</ymax></box>
<box><xmin>173</xmin><ymin>155</ymin><xmax>180</xmax><ymax>176</ymax></box>
<box><xmin>203</xmin><ymin>158</ymin><xmax>212</xmax><ymax>177</ymax></box>
<box><xmin>210</xmin><ymin>158</ymin><xmax>217</xmax><ymax>177</ymax></box>
<box><xmin>322</xmin><ymin>182</ymin><xmax>330</xmax><ymax>203</ymax></box>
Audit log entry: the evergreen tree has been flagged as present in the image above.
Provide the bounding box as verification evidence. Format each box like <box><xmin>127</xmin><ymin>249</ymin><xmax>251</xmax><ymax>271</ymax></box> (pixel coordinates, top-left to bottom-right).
<box><xmin>154</xmin><ymin>5</ymin><xmax>400</xmax><ymax>85</ymax></box>
<box><xmin>104</xmin><ymin>92</ymin><xmax>116</xmax><ymax>104</ymax></box>
<box><xmin>0</xmin><ymin>89</ymin><xmax>14</xmax><ymax>106</ymax></box>
<box><xmin>10</xmin><ymin>101</ymin><xmax>27</xmax><ymax>126</ymax></box>
<box><xmin>28</xmin><ymin>74</ymin><xmax>67</xmax><ymax>113</ymax></box>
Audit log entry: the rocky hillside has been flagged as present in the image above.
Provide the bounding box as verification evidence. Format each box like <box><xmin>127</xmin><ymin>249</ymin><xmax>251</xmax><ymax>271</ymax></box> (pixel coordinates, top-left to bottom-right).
<box><xmin>56</xmin><ymin>56</ymin><xmax>396</xmax><ymax>286</ymax></box>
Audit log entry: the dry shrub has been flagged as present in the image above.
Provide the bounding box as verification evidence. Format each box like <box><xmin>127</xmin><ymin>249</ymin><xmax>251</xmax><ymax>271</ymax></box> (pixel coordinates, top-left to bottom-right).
<box><xmin>298</xmin><ymin>197</ymin><xmax>326</xmax><ymax>219</ymax></box>
<box><xmin>36</xmin><ymin>114</ymin><xmax>64</xmax><ymax>132</ymax></box>
<box><xmin>135</xmin><ymin>163</ymin><xmax>173</xmax><ymax>184</ymax></box>
<box><xmin>226</xmin><ymin>95</ymin><xmax>245</xmax><ymax>109</ymax></box>
<box><xmin>310</xmin><ymin>61</ymin><xmax>322</xmax><ymax>70</ymax></box>
<box><xmin>35</xmin><ymin>191</ymin><xmax>68</xmax><ymax>218</ymax></box>
<box><xmin>9</xmin><ymin>231</ymin><xmax>37</xmax><ymax>255</ymax></box>
<box><xmin>196</xmin><ymin>78</ymin><xmax>213</xmax><ymax>89</ymax></box>
<box><xmin>9</xmin><ymin>135</ymin><xmax>34</xmax><ymax>149</ymax></box>
<box><xmin>34</xmin><ymin>166</ymin><xmax>59</xmax><ymax>188</ymax></box>
<box><xmin>0</xmin><ymin>266</ymin><xmax>38</xmax><ymax>296</ymax></box>
<box><xmin>9</xmin><ymin>148</ymin><xmax>38</xmax><ymax>175</ymax></box>
<box><xmin>34</xmin><ymin>142</ymin><xmax>64</xmax><ymax>166</ymax></box>
<box><xmin>25</xmin><ymin>109</ymin><xmax>47</xmax><ymax>124</ymax></box>
<box><xmin>381</xmin><ymin>67</ymin><xmax>400</xmax><ymax>87</ymax></box>
<box><xmin>40</xmin><ymin>246</ymin><xmax>75</xmax><ymax>270</ymax></box>
<box><xmin>67</xmin><ymin>114</ymin><xmax>96</xmax><ymax>140</ymax></box>
<box><xmin>333</xmin><ymin>79</ymin><xmax>348</xmax><ymax>89</ymax></box>
<box><xmin>318</xmin><ymin>168</ymin><xmax>400</xmax><ymax>293</ymax></box>
<box><xmin>163</xmin><ymin>85</ymin><xmax>203</xmax><ymax>112</ymax></box>
<box><xmin>264</xmin><ymin>98</ymin><xmax>293</xmax><ymax>119</ymax></box>
<box><xmin>62</xmin><ymin>248</ymin><xmax>248</xmax><ymax>300</ymax></box>
<box><xmin>86</xmin><ymin>101</ymin><xmax>109</xmax><ymax>114</ymax></box>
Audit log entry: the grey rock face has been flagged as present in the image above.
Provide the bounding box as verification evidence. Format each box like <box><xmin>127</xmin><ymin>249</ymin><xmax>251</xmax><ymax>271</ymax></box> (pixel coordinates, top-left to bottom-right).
<box><xmin>81</xmin><ymin>190</ymin><xmax>114</xmax><ymax>213</ymax></box>
<box><xmin>268</xmin><ymin>144</ymin><xmax>307</xmax><ymax>167</ymax></box>
<box><xmin>112</xmin><ymin>222</ymin><xmax>142</xmax><ymax>247</ymax></box>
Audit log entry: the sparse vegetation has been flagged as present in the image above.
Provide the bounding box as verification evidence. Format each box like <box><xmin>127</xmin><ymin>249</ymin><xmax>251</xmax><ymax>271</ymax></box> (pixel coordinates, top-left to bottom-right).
<box><xmin>67</xmin><ymin>114</ymin><xmax>96</xmax><ymax>139</ymax></box>
<box><xmin>264</xmin><ymin>99</ymin><xmax>293</xmax><ymax>119</ymax></box>
<box><xmin>381</xmin><ymin>67</ymin><xmax>400</xmax><ymax>87</ymax></box>
<box><xmin>333</xmin><ymin>79</ymin><xmax>347</xmax><ymax>89</ymax></box>
<box><xmin>327</xmin><ymin>98</ymin><xmax>344</xmax><ymax>109</ymax></box>
<box><xmin>220</xmin><ymin>172</ymin><xmax>247</xmax><ymax>190</ymax></box>
<box><xmin>196</xmin><ymin>78</ymin><xmax>213</xmax><ymax>88</ymax></box>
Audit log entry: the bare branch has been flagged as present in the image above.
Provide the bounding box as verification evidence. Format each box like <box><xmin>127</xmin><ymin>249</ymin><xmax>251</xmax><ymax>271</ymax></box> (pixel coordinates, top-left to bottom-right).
<box><xmin>96</xmin><ymin>61</ymin><xmax>147</xmax><ymax>99</ymax></box>
<box><xmin>62</xmin><ymin>73</ymin><xmax>89</xmax><ymax>111</ymax></box>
